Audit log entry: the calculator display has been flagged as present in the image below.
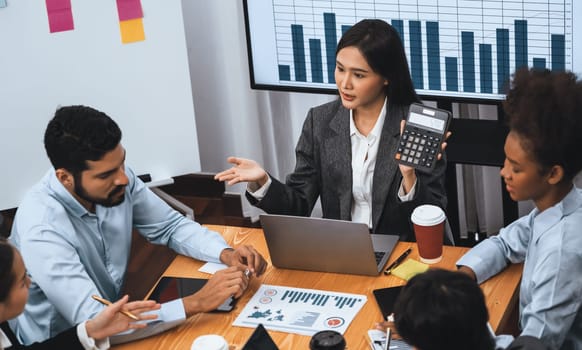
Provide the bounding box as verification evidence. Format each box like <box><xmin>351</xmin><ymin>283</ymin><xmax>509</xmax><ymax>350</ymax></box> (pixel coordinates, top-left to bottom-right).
<box><xmin>408</xmin><ymin>112</ymin><xmax>446</xmax><ymax>132</ymax></box>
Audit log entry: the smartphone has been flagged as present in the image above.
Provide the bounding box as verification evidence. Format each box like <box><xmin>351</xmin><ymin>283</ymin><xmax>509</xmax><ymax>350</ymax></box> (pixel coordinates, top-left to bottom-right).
<box><xmin>395</xmin><ymin>103</ymin><xmax>452</xmax><ymax>171</ymax></box>
<box><xmin>149</xmin><ymin>276</ymin><xmax>237</xmax><ymax>312</ymax></box>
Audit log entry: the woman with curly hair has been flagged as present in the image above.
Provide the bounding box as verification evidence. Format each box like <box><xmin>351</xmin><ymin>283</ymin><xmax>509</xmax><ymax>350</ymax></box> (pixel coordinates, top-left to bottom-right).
<box><xmin>458</xmin><ymin>68</ymin><xmax>582</xmax><ymax>349</ymax></box>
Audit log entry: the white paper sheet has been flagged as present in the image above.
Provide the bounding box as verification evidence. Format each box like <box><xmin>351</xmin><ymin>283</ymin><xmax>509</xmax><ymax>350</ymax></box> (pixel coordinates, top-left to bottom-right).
<box><xmin>233</xmin><ymin>284</ymin><xmax>367</xmax><ymax>336</ymax></box>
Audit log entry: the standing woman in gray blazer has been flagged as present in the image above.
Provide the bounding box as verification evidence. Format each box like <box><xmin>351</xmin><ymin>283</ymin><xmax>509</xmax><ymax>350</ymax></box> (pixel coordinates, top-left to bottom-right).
<box><xmin>216</xmin><ymin>19</ymin><xmax>449</xmax><ymax>242</ymax></box>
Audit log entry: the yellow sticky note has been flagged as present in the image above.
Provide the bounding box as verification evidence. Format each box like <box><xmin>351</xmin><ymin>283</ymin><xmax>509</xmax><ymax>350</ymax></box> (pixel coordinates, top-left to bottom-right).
<box><xmin>120</xmin><ymin>18</ymin><xmax>145</xmax><ymax>44</ymax></box>
<box><xmin>391</xmin><ymin>259</ymin><xmax>429</xmax><ymax>281</ymax></box>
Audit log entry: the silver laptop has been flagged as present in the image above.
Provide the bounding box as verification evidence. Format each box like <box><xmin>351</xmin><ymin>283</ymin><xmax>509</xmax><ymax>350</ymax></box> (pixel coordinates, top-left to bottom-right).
<box><xmin>260</xmin><ymin>214</ymin><xmax>399</xmax><ymax>276</ymax></box>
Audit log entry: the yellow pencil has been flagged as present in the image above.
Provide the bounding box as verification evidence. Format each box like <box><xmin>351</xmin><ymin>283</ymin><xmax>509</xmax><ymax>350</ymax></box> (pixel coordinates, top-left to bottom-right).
<box><xmin>91</xmin><ymin>295</ymin><xmax>139</xmax><ymax>321</ymax></box>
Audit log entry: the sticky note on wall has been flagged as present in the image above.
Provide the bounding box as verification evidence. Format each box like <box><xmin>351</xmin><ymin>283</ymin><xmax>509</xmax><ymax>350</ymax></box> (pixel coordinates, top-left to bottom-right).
<box><xmin>116</xmin><ymin>0</ymin><xmax>143</xmax><ymax>21</ymax></box>
<box><xmin>120</xmin><ymin>18</ymin><xmax>145</xmax><ymax>44</ymax></box>
<box><xmin>0</xmin><ymin>0</ymin><xmax>7</xmax><ymax>9</ymax></box>
<box><xmin>116</xmin><ymin>0</ymin><xmax>145</xmax><ymax>44</ymax></box>
<box><xmin>46</xmin><ymin>0</ymin><xmax>74</xmax><ymax>33</ymax></box>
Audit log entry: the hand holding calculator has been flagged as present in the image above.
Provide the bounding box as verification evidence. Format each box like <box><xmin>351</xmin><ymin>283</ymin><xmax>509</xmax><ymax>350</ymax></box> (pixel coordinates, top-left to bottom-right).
<box><xmin>395</xmin><ymin>103</ymin><xmax>452</xmax><ymax>172</ymax></box>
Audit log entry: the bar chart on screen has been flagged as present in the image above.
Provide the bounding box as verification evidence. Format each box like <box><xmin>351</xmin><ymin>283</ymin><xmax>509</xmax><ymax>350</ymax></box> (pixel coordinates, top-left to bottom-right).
<box><xmin>245</xmin><ymin>0</ymin><xmax>580</xmax><ymax>101</ymax></box>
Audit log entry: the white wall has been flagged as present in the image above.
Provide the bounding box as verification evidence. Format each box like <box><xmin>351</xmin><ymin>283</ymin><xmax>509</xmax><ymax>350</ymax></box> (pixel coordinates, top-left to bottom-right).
<box><xmin>0</xmin><ymin>0</ymin><xmax>199</xmax><ymax>210</ymax></box>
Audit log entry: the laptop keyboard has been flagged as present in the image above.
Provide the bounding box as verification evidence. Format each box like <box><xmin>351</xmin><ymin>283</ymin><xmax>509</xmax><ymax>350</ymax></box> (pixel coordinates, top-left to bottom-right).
<box><xmin>374</xmin><ymin>251</ymin><xmax>386</xmax><ymax>264</ymax></box>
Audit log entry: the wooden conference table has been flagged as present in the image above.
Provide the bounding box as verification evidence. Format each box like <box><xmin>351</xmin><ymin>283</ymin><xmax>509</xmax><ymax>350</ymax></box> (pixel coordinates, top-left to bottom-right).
<box><xmin>113</xmin><ymin>225</ymin><xmax>523</xmax><ymax>350</ymax></box>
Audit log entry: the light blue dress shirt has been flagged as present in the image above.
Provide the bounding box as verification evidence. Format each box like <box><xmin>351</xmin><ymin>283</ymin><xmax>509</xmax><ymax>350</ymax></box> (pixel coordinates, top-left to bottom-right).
<box><xmin>9</xmin><ymin>167</ymin><xmax>231</xmax><ymax>345</ymax></box>
<box><xmin>457</xmin><ymin>187</ymin><xmax>582</xmax><ymax>350</ymax></box>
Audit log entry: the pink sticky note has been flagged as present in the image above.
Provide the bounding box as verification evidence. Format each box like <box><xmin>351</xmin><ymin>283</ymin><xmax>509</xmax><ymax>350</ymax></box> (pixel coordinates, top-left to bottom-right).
<box><xmin>46</xmin><ymin>0</ymin><xmax>71</xmax><ymax>11</ymax></box>
<box><xmin>116</xmin><ymin>0</ymin><xmax>143</xmax><ymax>21</ymax></box>
<box><xmin>49</xmin><ymin>9</ymin><xmax>74</xmax><ymax>33</ymax></box>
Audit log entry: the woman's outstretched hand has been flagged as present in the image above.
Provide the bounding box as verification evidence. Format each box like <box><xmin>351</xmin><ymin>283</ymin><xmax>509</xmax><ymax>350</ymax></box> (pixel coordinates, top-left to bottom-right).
<box><xmin>214</xmin><ymin>157</ymin><xmax>269</xmax><ymax>186</ymax></box>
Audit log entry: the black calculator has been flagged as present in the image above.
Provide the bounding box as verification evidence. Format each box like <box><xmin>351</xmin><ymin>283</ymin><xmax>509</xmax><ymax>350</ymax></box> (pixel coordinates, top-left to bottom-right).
<box><xmin>395</xmin><ymin>103</ymin><xmax>452</xmax><ymax>171</ymax></box>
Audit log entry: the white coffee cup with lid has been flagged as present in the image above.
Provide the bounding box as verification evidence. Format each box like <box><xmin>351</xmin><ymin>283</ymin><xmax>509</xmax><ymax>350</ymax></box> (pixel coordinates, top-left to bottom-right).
<box><xmin>191</xmin><ymin>334</ymin><xmax>228</xmax><ymax>350</ymax></box>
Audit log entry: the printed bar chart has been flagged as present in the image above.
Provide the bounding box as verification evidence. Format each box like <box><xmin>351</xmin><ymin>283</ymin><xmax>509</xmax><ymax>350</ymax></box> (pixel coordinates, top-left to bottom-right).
<box><xmin>262</xmin><ymin>0</ymin><xmax>577</xmax><ymax>100</ymax></box>
<box><xmin>235</xmin><ymin>284</ymin><xmax>367</xmax><ymax>335</ymax></box>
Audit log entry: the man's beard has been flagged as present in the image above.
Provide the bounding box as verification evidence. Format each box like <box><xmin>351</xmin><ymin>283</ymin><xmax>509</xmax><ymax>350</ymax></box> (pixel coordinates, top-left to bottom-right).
<box><xmin>73</xmin><ymin>181</ymin><xmax>126</xmax><ymax>208</ymax></box>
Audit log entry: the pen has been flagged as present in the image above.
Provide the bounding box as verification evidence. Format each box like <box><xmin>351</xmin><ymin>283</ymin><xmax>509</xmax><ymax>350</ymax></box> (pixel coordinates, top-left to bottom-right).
<box><xmin>384</xmin><ymin>248</ymin><xmax>412</xmax><ymax>275</ymax></box>
<box><xmin>384</xmin><ymin>327</ymin><xmax>392</xmax><ymax>350</ymax></box>
<box><xmin>91</xmin><ymin>295</ymin><xmax>139</xmax><ymax>321</ymax></box>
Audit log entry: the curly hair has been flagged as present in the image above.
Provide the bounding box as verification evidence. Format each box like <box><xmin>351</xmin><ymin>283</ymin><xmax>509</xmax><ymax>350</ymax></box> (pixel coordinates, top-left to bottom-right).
<box><xmin>44</xmin><ymin>105</ymin><xmax>122</xmax><ymax>175</ymax></box>
<box><xmin>394</xmin><ymin>269</ymin><xmax>494</xmax><ymax>350</ymax></box>
<box><xmin>504</xmin><ymin>68</ymin><xmax>582</xmax><ymax>180</ymax></box>
<box><xmin>0</xmin><ymin>238</ymin><xmax>15</xmax><ymax>302</ymax></box>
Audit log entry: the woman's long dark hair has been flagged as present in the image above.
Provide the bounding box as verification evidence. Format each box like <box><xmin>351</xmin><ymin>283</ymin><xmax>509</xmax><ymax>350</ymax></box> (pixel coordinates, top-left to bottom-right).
<box><xmin>0</xmin><ymin>238</ymin><xmax>15</xmax><ymax>302</ymax></box>
<box><xmin>336</xmin><ymin>19</ymin><xmax>419</xmax><ymax>105</ymax></box>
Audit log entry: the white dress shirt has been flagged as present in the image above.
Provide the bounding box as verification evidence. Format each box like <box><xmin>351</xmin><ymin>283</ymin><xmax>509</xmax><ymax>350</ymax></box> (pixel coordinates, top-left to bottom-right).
<box><xmin>76</xmin><ymin>321</ymin><xmax>109</xmax><ymax>350</ymax></box>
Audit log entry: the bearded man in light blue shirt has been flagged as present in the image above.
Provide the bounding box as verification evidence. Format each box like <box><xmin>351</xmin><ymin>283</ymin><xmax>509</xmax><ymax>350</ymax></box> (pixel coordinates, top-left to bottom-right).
<box><xmin>9</xmin><ymin>105</ymin><xmax>267</xmax><ymax>345</ymax></box>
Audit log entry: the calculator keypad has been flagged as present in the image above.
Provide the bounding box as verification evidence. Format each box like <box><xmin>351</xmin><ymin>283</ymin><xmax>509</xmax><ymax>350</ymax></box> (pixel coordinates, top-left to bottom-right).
<box><xmin>395</xmin><ymin>129</ymin><xmax>440</xmax><ymax>169</ymax></box>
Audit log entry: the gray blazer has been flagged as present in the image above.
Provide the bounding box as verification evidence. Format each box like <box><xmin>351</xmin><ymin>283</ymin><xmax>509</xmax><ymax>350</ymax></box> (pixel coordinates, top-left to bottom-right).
<box><xmin>247</xmin><ymin>99</ymin><xmax>447</xmax><ymax>241</ymax></box>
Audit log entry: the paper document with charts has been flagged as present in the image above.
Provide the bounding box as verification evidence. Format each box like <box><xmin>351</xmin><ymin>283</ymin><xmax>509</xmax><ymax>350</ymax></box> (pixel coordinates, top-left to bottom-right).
<box><xmin>233</xmin><ymin>284</ymin><xmax>367</xmax><ymax>335</ymax></box>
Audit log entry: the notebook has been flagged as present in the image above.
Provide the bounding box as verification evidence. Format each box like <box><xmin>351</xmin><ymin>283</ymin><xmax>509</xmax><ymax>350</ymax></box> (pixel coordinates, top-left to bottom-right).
<box><xmin>259</xmin><ymin>214</ymin><xmax>399</xmax><ymax>276</ymax></box>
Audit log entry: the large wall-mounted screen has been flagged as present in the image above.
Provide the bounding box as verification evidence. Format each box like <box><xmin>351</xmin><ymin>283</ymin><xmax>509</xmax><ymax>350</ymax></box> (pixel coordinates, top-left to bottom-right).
<box><xmin>244</xmin><ymin>0</ymin><xmax>581</xmax><ymax>102</ymax></box>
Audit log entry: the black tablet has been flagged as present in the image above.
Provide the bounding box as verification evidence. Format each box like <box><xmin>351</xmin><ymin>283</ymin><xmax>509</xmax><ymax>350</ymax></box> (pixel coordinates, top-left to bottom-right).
<box><xmin>149</xmin><ymin>276</ymin><xmax>237</xmax><ymax>312</ymax></box>
<box><xmin>372</xmin><ymin>286</ymin><xmax>404</xmax><ymax>321</ymax></box>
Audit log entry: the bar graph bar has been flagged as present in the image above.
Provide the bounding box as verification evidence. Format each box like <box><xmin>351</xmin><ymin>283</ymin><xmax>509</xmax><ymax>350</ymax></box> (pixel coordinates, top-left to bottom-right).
<box><xmin>409</xmin><ymin>20</ymin><xmax>423</xmax><ymax>89</ymax></box>
<box><xmin>515</xmin><ymin>20</ymin><xmax>528</xmax><ymax>70</ymax></box>
<box><xmin>496</xmin><ymin>28</ymin><xmax>510</xmax><ymax>94</ymax></box>
<box><xmin>426</xmin><ymin>21</ymin><xmax>441</xmax><ymax>90</ymax></box>
<box><xmin>266</xmin><ymin>0</ymin><xmax>575</xmax><ymax>100</ymax></box>
<box><xmin>324</xmin><ymin>13</ymin><xmax>337</xmax><ymax>83</ymax></box>
<box><xmin>552</xmin><ymin>34</ymin><xmax>566</xmax><ymax>71</ymax></box>
<box><xmin>278</xmin><ymin>65</ymin><xmax>290</xmax><ymax>81</ymax></box>
<box><xmin>309</xmin><ymin>39</ymin><xmax>324</xmax><ymax>83</ymax></box>
<box><xmin>445</xmin><ymin>57</ymin><xmax>458</xmax><ymax>91</ymax></box>
<box><xmin>461</xmin><ymin>31</ymin><xmax>475</xmax><ymax>93</ymax></box>
<box><xmin>291</xmin><ymin>24</ymin><xmax>306</xmax><ymax>82</ymax></box>
<box><xmin>479</xmin><ymin>44</ymin><xmax>493</xmax><ymax>93</ymax></box>
<box><xmin>533</xmin><ymin>58</ymin><xmax>546</xmax><ymax>69</ymax></box>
